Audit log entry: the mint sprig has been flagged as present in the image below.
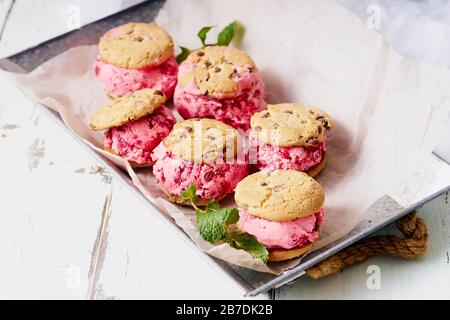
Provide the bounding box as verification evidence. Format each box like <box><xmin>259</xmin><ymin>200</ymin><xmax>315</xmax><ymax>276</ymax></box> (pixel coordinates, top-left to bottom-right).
<box><xmin>217</xmin><ymin>21</ymin><xmax>237</xmax><ymax>46</ymax></box>
<box><xmin>232</xmin><ymin>232</ymin><xmax>269</xmax><ymax>264</ymax></box>
<box><xmin>181</xmin><ymin>184</ymin><xmax>269</xmax><ymax>263</ymax></box>
<box><xmin>175</xmin><ymin>21</ymin><xmax>242</xmax><ymax>63</ymax></box>
<box><xmin>176</xmin><ymin>46</ymin><xmax>191</xmax><ymax>64</ymax></box>
<box><xmin>197</xmin><ymin>25</ymin><xmax>216</xmax><ymax>47</ymax></box>
<box><xmin>196</xmin><ymin>206</ymin><xmax>239</xmax><ymax>243</ymax></box>
<box><xmin>180</xmin><ymin>184</ymin><xmax>197</xmax><ymax>201</ymax></box>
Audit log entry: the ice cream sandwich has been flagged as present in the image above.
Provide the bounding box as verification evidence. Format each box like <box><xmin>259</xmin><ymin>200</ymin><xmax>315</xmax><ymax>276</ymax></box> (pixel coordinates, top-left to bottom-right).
<box><xmin>235</xmin><ymin>169</ymin><xmax>325</xmax><ymax>262</ymax></box>
<box><xmin>89</xmin><ymin>88</ymin><xmax>176</xmax><ymax>167</ymax></box>
<box><xmin>152</xmin><ymin>118</ymin><xmax>249</xmax><ymax>206</ymax></box>
<box><xmin>174</xmin><ymin>45</ymin><xmax>266</xmax><ymax>130</ymax></box>
<box><xmin>94</xmin><ymin>22</ymin><xmax>178</xmax><ymax>98</ymax></box>
<box><xmin>249</xmin><ymin>103</ymin><xmax>333</xmax><ymax>176</ymax></box>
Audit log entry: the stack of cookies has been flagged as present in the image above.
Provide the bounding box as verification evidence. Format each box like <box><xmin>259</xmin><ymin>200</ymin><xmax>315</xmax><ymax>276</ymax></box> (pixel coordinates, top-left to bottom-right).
<box><xmin>89</xmin><ymin>22</ymin><xmax>334</xmax><ymax>262</ymax></box>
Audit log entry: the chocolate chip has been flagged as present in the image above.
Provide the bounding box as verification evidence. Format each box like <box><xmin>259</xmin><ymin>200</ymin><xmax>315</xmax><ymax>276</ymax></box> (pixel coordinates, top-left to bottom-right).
<box><xmin>261</xmin><ymin>112</ymin><xmax>270</xmax><ymax>118</ymax></box>
<box><xmin>154</xmin><ymin>90</ymin><xmax>163</xmax><ymax>96</ymax></box>
<box><xmin>214</xmin><ymin>67</ymin><xmax>221</xmax><ymax>73</ymax></box>
<box><xmin>306</xmin><ymin>137</ymin><xmax>319</xmax><ymax>146</ymax></box>
<box><xmin>197</xmin><ymin>51</ymin><xmax>205</xmax><ymax>56</ymax></box>
<box><xmin>309</xmin><ymin>110</ymin><xmax>314</xmax><ymax>115</ymax></box>
<box><xmin>204</xmin><ymin>60</ymin><xmax>211</xmax><ymax>67</ymax></box>
<box><xmin>255</xmin><ymin>126</ymin><xmax>262</xmax><ymax>132</ymax></box>
<box><xmin>134</xmin><ymin>36</ymin><xmax>144</xmax><ymax>42</ymax></box>
<box><xmin>318</xmin><ymin>126</ymin><xmax>322</xmax><ymax>134</ymax></box>
<box><xmin>184</xmin><ymin>126</ymin><xmax>193</xmax><ymax>133</ymax></box>
<box><xmin>260</xmin><ymin>182</ymin><xmax>268</xmax><ymax>187</ymax></box>
<box><xmin>283</xmin><ymin>110</ymin><xmax>293</xmax><ymax>114</ymax></box>
<box><xmin>316</xmin><ymin>116</ymin><xmax>330</xmax><ymax>130</ymax></box>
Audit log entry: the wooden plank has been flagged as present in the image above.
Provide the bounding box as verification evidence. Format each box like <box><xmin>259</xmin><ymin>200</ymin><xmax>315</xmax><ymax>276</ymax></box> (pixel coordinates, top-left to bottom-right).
<box><xmin>90</xmin><ymin>181</ymin><xmax>258</xmax><ymax>299</ymax></box>
<box><xmin>0</xmin><ymin>73</ymin><xmax>110</xmax><ymax>299</ymax></box>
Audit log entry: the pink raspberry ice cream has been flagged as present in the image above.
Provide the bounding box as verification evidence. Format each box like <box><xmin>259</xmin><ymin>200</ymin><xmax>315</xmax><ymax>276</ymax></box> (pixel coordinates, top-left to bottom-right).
<box><xmin>174</xmin><ymin>46</ymin><xmax>266</xmax><ymax>131</ymax></box>
<box><xmin>94</xmin><ymin>56</ymin><xmax>178</xmax><ymax>98</ymax></box>
<box><xmin>238</xmin><ymin>209</ymin><xmax>324</xmax><ymax>249</ymax></box>
<box><xmin>105</xmin><ymin>106</ymin><xmax>176</xmax><ymax>165</ymax></box>
<box><xmin>152</xmin><ymin>144</ymin><xmax>248</xmax><ymax>200</ymax></box>
<box><xmin>249</xmin><ymin>132</ymin><xmax>325</xmax><ymax>172</ymax></box>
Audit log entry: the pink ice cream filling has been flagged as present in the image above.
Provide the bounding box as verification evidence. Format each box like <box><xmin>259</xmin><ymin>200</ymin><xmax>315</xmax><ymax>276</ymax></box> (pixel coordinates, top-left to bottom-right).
<box><xmin>174</xmin><ymin>60</ymin><xmax>266</xmax><ymax>131</ymax></box>
<box><xmin>238</xmin><ymin>209</ymin><xmax>325</xmax><ymax>249</ymax></box>
<box><xmin>151</xmin><ymin>144</ymin><xmax>249</xmax><ymax>200</ymax></box>
<box><xmin>104</xmin><ymin>106</ymin><xmax>176</xmax><ymax>165</ymax></box>
<box><xmin>94</xmin><ymin>56</ymin><xmax>178</xmax><ymax>98</ymax></box>
<box><xmin>249</xmin><ymin>132</ymin><xmax>325</xmax><ymax>172</ymax></box>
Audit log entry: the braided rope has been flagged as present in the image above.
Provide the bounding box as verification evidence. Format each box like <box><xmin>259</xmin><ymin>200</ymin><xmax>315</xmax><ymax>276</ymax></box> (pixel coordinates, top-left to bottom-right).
<box><xmin>306</xmin><ymin>211</ymin><xmax>428</xmax><ymax>279</ymax></box>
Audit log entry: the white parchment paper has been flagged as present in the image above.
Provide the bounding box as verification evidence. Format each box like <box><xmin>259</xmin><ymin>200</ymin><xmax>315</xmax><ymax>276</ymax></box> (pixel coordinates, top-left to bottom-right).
<box><xmin>8</xmin><ymin>0</ymin><xmax>450</xmax><ymax>274</ymax></box>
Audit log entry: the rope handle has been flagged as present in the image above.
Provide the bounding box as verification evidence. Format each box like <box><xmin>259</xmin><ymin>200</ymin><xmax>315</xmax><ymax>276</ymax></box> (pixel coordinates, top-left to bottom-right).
<box><xmin>306</xmin><ymin>211</ymin><xmax>428</xmax><ymax>279</ymax></box>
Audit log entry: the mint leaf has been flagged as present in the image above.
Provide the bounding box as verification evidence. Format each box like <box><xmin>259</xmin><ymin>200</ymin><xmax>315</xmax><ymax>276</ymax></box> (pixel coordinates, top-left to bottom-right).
<box><xmin>176</xmin><ymin>46</ymin><xmax>191</xmax><ymax>64</ymax></box>
<box><xmin>223</xmin><ymin>208</ymin><xmax>239</xmax><ymax>225</ymax></box>
<box><xmin>232</xmin><ymin>232</ymin><xmax>269</xmax><ymax>263</ymax></box>
<box><xmin>217</xmin><ymin>21</ymin><xmax>237</xmax><ymax>46</ymax></box>
<box><xmin>206</xmin><ymin>200</ymin><xmax>220</xmax><ymax>211</ymax></box>
<box><xmin>181</xmin><ymin>184</ymin><xmax>268</xmax><ymax>264</ymax></box>
<box><xmin>196</xmin><ymin>207</ymin><xmax>238</xmax><ymax>243</ymax></box>
<box><xmin>180</xmin><ymin>184</ymin><xmax>197</xmax><ymax>201</ymax></box>
<box><xmin>197</xmin><ymin>25</ymin><xmax>216</xmax><ymax>47</ymax></box>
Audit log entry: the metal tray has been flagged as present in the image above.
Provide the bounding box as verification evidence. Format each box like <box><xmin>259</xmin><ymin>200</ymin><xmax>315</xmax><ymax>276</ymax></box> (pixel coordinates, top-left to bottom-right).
<box><xmin>1</xmin><ymin>0</ymin><xmax>449</xmax><ymax>297</ymax></box>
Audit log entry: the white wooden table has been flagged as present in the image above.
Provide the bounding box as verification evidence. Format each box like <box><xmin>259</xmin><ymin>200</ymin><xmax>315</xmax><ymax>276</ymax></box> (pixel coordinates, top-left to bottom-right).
<box><xmin>0</xmin><ymin>0</ymin><xmax>449</xmax><ymax>300</ymax></box>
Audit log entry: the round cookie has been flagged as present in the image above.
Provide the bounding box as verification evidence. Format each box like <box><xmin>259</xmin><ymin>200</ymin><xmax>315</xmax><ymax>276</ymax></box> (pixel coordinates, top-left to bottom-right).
<box><xmin>235</xmin><ymin>170</ymin><xmax>325</xmax><ymax>222</ymax></box>
<box><xmin>180</xmin><ymin>46</ymin><xmax>257</xmax><ymax>99</ymax></box>
<box><xmin>99</xmin><ymin>22</ymin><xmax>174</xmax><ymax>69</ymax></box>
<box><xmin>163</xmin><ymin>118</ymin><xmax>242</xmax><ymax>164</ymax></box>
<box><xmin>268</xmin><ymin>244</ymin><xmax>313</xmax><ymax>262</ymax></box>
<box><xmin>89</xmin><ymin>88</ymin><xmax>166</xmax><ymax>131</ymax></box>
<box><xmin>251</xmin><ymin>103</ymin><xmax>333</xmax><ymax>148</ymax></box>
